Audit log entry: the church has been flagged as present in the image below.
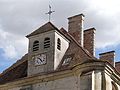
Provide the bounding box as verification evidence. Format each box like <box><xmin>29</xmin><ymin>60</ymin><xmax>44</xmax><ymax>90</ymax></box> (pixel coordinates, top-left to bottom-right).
<box><xmin>0</xmin><ymin>13</ymin><xmax>120</xmax><ymax>90</ymax></box>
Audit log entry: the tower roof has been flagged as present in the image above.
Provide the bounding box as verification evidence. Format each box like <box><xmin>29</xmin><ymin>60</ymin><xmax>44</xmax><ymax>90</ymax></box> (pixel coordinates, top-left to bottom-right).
<box><xmin>26</xmin><ymin>22</ymin><xmax>58</xmax><ymax>37</ymax></box>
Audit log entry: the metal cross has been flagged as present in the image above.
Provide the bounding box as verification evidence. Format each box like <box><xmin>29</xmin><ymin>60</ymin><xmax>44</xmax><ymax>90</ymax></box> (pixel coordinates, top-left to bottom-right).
<box><xmin>46</xmin><ymin>5</ymin><xmax>55</xmax><ymax>22</ymax></box>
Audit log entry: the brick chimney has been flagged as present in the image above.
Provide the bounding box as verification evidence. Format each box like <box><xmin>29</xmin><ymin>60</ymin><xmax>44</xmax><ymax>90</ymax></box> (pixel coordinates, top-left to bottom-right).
<box><xmin>99</xmin><ymin>51</ymin><xmax>115</xmax><ymax>67</ymax></box>
<box><xmin>68</xmin><ymin>14</ymin><xmax>84</xmax><ymax>46</ymax></box>
<box><xmin>83</xmin><ymin>28</ymin><xmax>96</xmax><ymax>56</ymax></box>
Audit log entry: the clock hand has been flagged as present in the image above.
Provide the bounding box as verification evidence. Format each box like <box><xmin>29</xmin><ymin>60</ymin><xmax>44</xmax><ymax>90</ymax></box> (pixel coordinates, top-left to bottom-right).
<box><xmin>38</xmin><ymin>57</ymin><xmax>43</xmax><ymax>62</ymax></box>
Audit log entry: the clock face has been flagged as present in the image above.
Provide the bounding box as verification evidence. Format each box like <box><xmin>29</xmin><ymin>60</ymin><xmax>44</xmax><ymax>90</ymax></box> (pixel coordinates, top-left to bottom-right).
<box><xmin>34</xmin><ymin>54</ymin><xmax>46</xmax><ymax>66</ymax></box>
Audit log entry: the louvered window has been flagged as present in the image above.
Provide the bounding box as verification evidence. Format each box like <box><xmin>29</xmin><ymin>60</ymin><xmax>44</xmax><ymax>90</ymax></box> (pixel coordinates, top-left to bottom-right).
<box><xmin>44</xmin><ymin>37</ymin><xmax>50</xmax><ymax>48</ymax></box>
<box><xmin>57</xmin><ymin>38</ymin><xmax>61</xmax><ymax>50</ymax></box>
<box><xmin>33</xmin><ymin>40</ymin><xmax>39</xmax><ymax>51</ymax></box>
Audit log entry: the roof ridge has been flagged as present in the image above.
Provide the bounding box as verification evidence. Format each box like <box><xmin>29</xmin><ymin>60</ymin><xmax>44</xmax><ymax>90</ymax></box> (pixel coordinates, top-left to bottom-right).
<box><xmin>48</xmin><ymin>22</ymin><xmax>59</xmax><ymax>30</ymax></box>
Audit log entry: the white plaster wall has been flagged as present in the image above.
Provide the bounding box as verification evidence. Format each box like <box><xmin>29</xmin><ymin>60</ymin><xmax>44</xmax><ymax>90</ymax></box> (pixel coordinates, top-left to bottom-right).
<box><xmin>54</xmin><ymin>31</ymin><xmax>69</xmax><ymax>70</ymax></box>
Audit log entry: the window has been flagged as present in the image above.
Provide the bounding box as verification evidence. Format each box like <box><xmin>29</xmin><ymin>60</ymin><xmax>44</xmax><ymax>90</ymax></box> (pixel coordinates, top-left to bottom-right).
<box><xmin>33</xmin><ymin>40</ymin><xmax>39</xmax><ymax>51</ymax></box>
<box><xmin>57</xmin><ymin>38</ymin><xmax>61</xmax><ymax>50</ymax></box>
<box><xmin>44</xmin><ymin>37</ymin><xmax>50</xmax><ymax>48</ymax></box>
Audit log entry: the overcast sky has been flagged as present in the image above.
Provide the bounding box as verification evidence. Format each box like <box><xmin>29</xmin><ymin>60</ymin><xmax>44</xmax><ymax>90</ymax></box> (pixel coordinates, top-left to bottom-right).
<box><xmin>0</xmin><ymin>0</ymin><xmax>120</xmax><ymax>72</ymax></box>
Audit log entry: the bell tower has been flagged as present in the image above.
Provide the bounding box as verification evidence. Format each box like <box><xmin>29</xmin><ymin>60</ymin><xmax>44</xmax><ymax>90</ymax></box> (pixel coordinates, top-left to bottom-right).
<box><xmin>26</xmin><ymin>22</ymin><xmax>69</xmax><ymax>76</ymax></box>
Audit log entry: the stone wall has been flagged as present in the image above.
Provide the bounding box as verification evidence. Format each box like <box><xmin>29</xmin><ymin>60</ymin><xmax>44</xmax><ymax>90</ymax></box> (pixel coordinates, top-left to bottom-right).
<box><xmin>28</xmin><ymin>30</ymin><xmax>55</xmax><ymax>76</ymax></box>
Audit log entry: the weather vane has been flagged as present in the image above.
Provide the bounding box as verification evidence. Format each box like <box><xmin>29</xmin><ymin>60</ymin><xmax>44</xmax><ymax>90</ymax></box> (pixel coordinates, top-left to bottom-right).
<box><xmin>46</xmin><ymin>5</ymin><xmax>55</xmax><ymax>22</ymax></box>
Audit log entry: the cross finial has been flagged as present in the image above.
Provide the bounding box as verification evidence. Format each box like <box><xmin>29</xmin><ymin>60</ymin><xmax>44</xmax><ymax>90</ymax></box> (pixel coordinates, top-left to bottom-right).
<box><xmin>46</xmin><ymin>5</ymin><xmax>55</xmax><ymax>22</ymax></box>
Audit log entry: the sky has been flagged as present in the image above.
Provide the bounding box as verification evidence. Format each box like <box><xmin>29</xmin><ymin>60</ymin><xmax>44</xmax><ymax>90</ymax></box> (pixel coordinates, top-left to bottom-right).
<box><xmin>0</xmin><ymin>0</ymin><xmax>120</xmax><ymax>73</ymax></box>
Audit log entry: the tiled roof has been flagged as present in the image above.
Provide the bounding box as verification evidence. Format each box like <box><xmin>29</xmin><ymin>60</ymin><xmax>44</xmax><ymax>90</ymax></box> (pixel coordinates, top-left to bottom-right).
<box><xmin>57</xmin><ymin>29</ymin><xmax>95</xmax><ymax>70</ymax></box>
<box><xmin>0</xmin><ymin>54</ymin><xmax>28</xmax><ymax>84</ymax></box>
<box><xmin>26</xmin><ymin>22</ymin><xmax>59</xmax><ymax>37</ymax></box>
<box><xmin>115</xmin><ymin>62</ymin><xmax>120</xmax><ymax>73</ymax></box>
<box><xmin>1</xmin><ymin>22</ymin><xmax>119</xmax><ymax>85</ymax></box>
<box><xmin>0</xmin><ymin>25</ymin><xmax>94</xmax><ymax>84</ymax></box>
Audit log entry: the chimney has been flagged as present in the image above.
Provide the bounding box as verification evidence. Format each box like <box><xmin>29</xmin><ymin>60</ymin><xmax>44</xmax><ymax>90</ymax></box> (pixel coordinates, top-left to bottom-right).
<box><xmin>99</xmin><ymin>51</ymin><xmax>115</xmax><ymax>67</ymax></box>
<box><xmin>84</xmin><ymin>28</ymin><xmax>96</xmax><ymax>56</ymax></box>
<box><xmin>68</xmin><ymin>14</ymin><xmax>84</xmax><ymax>46</ymax></box>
